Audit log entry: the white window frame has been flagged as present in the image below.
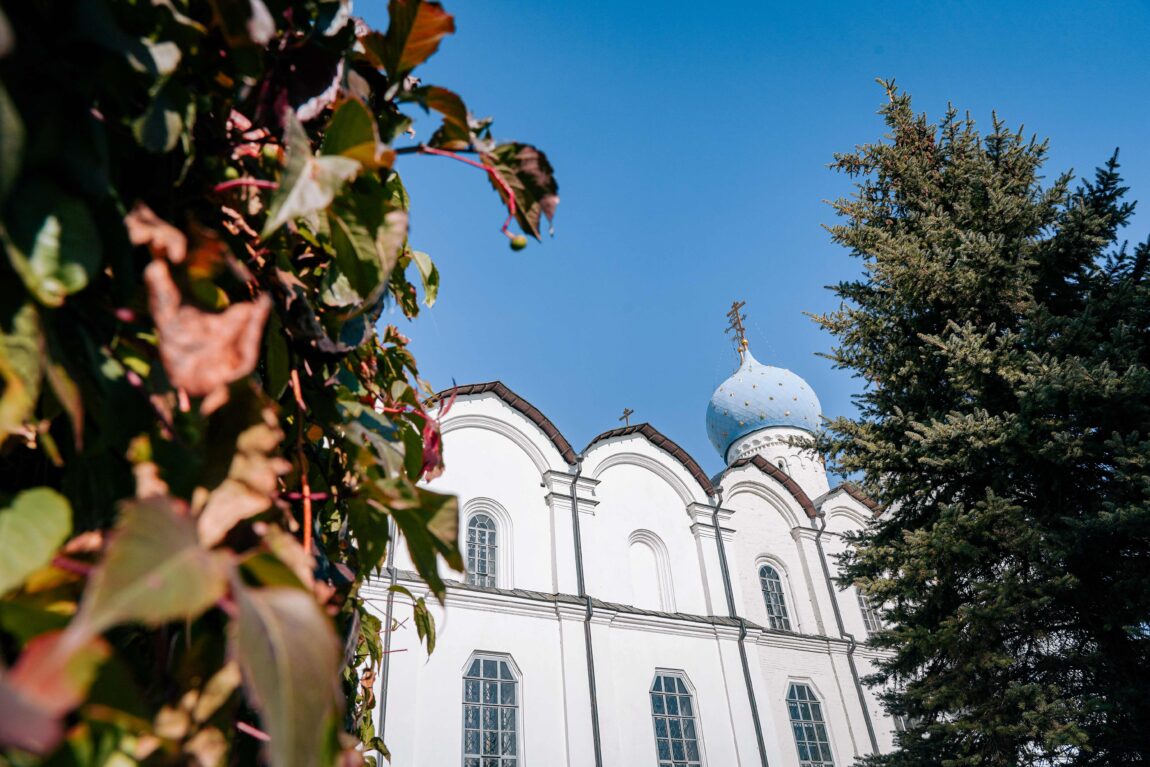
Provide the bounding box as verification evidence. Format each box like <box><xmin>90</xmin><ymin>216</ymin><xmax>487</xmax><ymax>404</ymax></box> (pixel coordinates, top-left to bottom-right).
<box><xmin>463</xmin><ymin>498</ymin><xmax>513</xmax><ymax>588</ymax></box>
<box><xmin>755</xmin><ymin>557</ymin><xmax>797</xmax><ymax>632</ymax></box>
<box><xmin>856</xmin><ymin>590</ymin><xmax>882</xmax><ymax>634</ymax></box>
<box><xmin>785</xmin><ymin>680</ymin><xmax>837</xmax><ymax>767</ymax></box>
<box><xmin>461</xmin><ymin>651</ymin><xmax>523</xmax><ymax>767</ymax></box>
<box><xmin>649</xmin><ymin>668</ymin><xmax>706</xmax><ymax>767</ymax></box>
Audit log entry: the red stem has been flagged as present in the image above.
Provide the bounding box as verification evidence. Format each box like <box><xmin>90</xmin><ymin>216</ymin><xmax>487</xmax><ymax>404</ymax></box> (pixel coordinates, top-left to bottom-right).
<box><xmin>213</xmin><ymin>178</ymin><xmax>279</xmax><ymax>194</ymax></box>
<box><xmin>417</xmin><ymin>145</ymin><xmax>519</xmax><ymax>236</ymax></box>
<box><xmin>237</xmin><ymin>722</ymin><xmax>271</xmax><ymax>742</ymax></box>
<box><xmin>52</xmin><ymin>556</ymin><xmax>93</xmax><ymax>576</ymax></box>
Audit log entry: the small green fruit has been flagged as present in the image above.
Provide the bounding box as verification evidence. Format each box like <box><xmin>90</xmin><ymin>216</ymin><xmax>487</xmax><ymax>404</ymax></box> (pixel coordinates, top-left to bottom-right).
<box><xmin>509</xmin><ymin>235</ymin><xmax>528</xmax><ymax>251</ymax></box>
<box><xmin>223</xmin><ymin>166</ymin><xmax>241</xmax><ymax>180</ymax></box>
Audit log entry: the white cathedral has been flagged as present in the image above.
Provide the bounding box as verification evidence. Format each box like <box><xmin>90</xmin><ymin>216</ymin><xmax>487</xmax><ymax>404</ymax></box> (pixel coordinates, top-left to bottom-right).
<box><xmin>364</xmin><ymin>341</ymin><xmax>896</xmax><ymax>767</ymax></box>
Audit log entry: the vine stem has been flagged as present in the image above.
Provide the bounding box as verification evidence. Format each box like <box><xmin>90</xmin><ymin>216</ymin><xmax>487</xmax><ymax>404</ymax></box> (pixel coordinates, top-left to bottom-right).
<box><xmin>236</xmin><ymin>722</ymin><xmax>271</xmax><ymax>742</ymax></box>
<box><xmin>52</xmin><ymin>556</ymin><xmax>93</xmax><ymax>576</ymax></box>
<box><xmin>213</xmin><ymin>178</ymin><xmax>279</xmax><ymax>193</ymax></box>
<box><xmin>290</xmin><ymin>368</ymin><xmax>313</xmax><ymax>555</ymax></box>
<box><xmin>415</xmin><ymin>145</ymin><xmax>519</xmax><ymax>237</ymax></box>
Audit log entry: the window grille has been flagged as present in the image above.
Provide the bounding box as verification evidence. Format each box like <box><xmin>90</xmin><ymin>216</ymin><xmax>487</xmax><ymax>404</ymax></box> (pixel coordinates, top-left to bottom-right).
<box><xmin>650</xmin><ymin>672</ymin><xmax>703</xmax><ymax>767</ymax></box>
<box><xmin>787</xmin><ymin>683</ymin><xmax>834</xmax><ymax>767</ymax></box>
<box><xmin>758</xmin><ymin>564</ymin><xmax>792</xmax><ymax>631</ymax></box>
<box><xmin>466</xmin><ymin>513</ymin><xmax>498</xmax><ymax>587</ymax></box>
<box><xmin>857</xmin><ymin>591</ymin><xmax>881</xmax><ymax>634</ymax></box>
<box><xmin>462</xmin><ymin>655</ymin><xmax>518</xmax><ymax>767</ymax></box>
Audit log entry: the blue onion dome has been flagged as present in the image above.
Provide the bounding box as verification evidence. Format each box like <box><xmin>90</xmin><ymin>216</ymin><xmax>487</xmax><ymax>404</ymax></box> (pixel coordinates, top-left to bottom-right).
<box><xmin>706</xmin><ymin>347</ymin><xmax>823</xmax><ymax>461</ymax></box>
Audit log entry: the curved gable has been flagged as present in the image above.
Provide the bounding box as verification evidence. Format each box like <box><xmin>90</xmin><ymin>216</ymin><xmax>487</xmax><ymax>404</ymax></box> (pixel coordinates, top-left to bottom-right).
<box><xmin>584</xmin><ymin>423</ymin><xmax>716</xmax><ymax>498</ymax></box>
<box><xmin>438</xmin><ymin>382</ymin><xmax>577</xmax><ymax>465</ymax></box>
<box><xmin>725</xmin><ymin>454</ymin><xmax>817</xmax><ymax>519</ymax></box>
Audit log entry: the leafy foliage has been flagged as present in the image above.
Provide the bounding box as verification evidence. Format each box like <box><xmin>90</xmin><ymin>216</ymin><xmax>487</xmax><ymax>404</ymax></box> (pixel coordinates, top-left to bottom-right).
<box><xmin>0</xmin><ymin>1</ymin><xmax>558</xmax><ymax>765</ymax></box>
<box><xmin>817</xmin><ymin>82</ymin><xmax>1149</xmax><ymax>766</ymax></box>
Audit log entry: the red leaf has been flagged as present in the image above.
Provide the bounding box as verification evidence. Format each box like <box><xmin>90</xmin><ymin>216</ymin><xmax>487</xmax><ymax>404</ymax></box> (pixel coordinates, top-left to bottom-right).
<box><xmin>0</xmin><ymin>629</ymin><xmax>110</xmax><ymax>754</ymax></box>
<box><xmin>144</xmin><ymin>257</ymin><xmax>271</xmax><ymax>410</ymax></box>
<box><xmin>380</xmin><ymin>0</ymin><xmax>455</xmax><ymax>76</ymax></box>
<box><xmin>482</xmin><ymin>143</ymin><xmax>560</xmax><ymax>240</ymax></box>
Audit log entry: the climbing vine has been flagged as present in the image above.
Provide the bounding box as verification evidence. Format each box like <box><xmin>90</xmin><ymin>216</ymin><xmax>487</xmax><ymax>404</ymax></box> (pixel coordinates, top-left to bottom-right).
<box><xmin>0</xmin><ymin>1</ymin><xmax>558</xmax><ymax>765</ymax></box>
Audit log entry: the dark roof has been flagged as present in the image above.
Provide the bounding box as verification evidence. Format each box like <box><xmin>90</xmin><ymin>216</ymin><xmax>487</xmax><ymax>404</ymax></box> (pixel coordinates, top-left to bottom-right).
<box><xmin>585</xmin><ymin>423</ymin><xmax>717</xmax><ymax>497</ymax></box>
<box><xmin>439</xmin><ymin>381</ymin><xmax>577</xmax><ymax>465</ymax></box>
<box><xmin>827</xmin><ymin>482</ymin><xmax>882</xmax><ymax>515</ymax></box>
<box><xmin>727</xmin><ymin>454</ymin><xmax>818</xmax><ymax>519</ymax></box>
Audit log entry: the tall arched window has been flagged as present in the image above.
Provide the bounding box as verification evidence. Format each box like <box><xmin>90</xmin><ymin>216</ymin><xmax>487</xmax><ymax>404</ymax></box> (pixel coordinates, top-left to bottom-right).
<box><xmin>463</xmin><ymin>654</ymin><xmax>519</xmax><ymax>766</ymax></box>
<box><xmin>787</xmin><ymin>683</ymin><xmax>834</xmax><ymax>767</ymax></box>
<box><xmin>650</xmin><ymin>671</ymin><xmax>702</xmax><ymax>767</ymax></box>
<box><xmin>758</xmin><ymin>564</ymin><xmax>792</xmax><ymax>631</ymax></box>
<box><xmin>857</xmin><ymin>592</ymin><xmax>881</xmax><ymax>634</ymax></box>
<box><xmin>466</xmin><ymin>513</ymin><xmax>498</xmax><ymax>587</ymax></box>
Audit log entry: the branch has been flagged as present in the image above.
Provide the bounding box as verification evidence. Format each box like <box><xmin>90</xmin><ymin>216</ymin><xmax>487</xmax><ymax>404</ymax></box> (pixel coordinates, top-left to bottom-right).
<box><xmin>401</xmin><ymin>144</ymin><xmax>519</xmax><ymax>238</ymax></box>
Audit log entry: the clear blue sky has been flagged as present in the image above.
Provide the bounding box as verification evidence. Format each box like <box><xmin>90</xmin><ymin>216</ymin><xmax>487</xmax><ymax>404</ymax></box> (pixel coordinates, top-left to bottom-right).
<box><xmin>363</xmin><ymin>1</ymin><xmax>1150</xmax><ymax>477</ymax></box>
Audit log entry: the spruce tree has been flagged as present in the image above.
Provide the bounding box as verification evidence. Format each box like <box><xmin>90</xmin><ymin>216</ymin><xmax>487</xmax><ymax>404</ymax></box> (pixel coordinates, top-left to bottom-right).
<box><xmin>817</xmin><ymin>82</ymin><xmax>1150</xmax><ymax>766</ymax></box>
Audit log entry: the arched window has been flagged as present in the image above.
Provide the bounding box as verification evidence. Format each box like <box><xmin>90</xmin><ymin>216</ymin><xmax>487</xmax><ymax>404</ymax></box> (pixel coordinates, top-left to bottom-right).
<box><xmin>466</xmin><ymin>513</ymin><xmax>498</xmax><ymax>587</ymax></box>
<box><xmin>650</xmin><ymin>671</ymin><xmax>702</xmax><ymax>767</ymax></box>
<box><xmin>758</xmin><ymin>564</ymin><xmax>792</xmax><ymax>631</ymax></box>
<box><xmin>857</xmin><ymin>592</ymin><xmax>881</xmax><ymax>634</ymax></box>
<box><xmin>787</xmin><ymin>683</ymin><xmax>834</xmax><ymax>767</ymax></box>
<box><xmin>463</xmin><ymin>654</ymin><xmax>519</xmax><ymax>766</ymax></box>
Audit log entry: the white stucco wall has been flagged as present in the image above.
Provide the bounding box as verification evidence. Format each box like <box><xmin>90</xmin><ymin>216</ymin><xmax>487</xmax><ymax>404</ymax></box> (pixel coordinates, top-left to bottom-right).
<box><xmin>369</xmin><ymin>386</ymin><xmax>894</xmax><ymax>767</ymax></box>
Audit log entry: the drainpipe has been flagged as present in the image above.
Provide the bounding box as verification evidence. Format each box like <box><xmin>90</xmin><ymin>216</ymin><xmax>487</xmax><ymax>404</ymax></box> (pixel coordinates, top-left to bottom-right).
<box><xmin>711</xmin><ymin>488</ymin><xmax>770</xmax><ymax>767</ymax></box>
<box><xmin>814</xmin><ymin>513</ymin><xmax>879</xmax><ymax>754</ymax></box>
<box><xmin>377</xmin><ymin>518</ymin><xmax>400</xmax><ymax>762</ymax></box>
<box><xmin>570</xmin><ymin>455</ymin><xmax>604</xmax><ymax>767</ymax></box>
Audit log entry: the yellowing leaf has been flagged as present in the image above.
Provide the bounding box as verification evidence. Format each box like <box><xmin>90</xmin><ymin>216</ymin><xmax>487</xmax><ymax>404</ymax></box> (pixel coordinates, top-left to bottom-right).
<box><xmin>197</xmin><ymin>401</ymin><xmax>291</xmax><ymax>548</ymax></box>
<box><xmin>0</xmin><ymin>487</ymin><xmax>72</xmax><ymax>596</ymax></box>
<box><xmin>263</xmin><ymin>113</ymin><xmax>360</xmax><ymax>237</ymax></box>
<box><xmin>411</xmin><ymin>250</ymin><xmax>438</xmax><ymax>306</ymax></box>
<box><xmin>232</xmin><ymin>583</ymin><xmax>342</xmax><ymax>767</ymax></box>
<box><xmin>322</xmin><ymin>98</ymin><xmax>389</xmax><ymax>169</ymax></box>
<box><xmin>76</xmin><ymin>498</ymin><xmax>229</xmax><ymax>634</ymax></box>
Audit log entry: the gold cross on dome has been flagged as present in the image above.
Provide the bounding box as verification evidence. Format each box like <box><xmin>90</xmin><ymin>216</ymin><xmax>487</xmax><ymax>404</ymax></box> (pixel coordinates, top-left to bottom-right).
<box><xmin>725</xmin><ymin>300</ymin><xmax>748</xmax><ymax>359</ymax></box>
<box><xmin>619</xmin><ymin>407</ymin><xmax>634</xmax><ymax>426</ymax></box>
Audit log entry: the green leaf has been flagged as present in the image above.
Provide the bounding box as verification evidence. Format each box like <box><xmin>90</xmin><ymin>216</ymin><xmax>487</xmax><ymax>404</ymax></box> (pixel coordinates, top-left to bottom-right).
<box><xmin>347</xmin><ymin>497</ymin><xmax>390</xmax><ymax>574</ymax></box>
<box><xmin>390</xmin><ymin>487</ymin><xmax>460</xmax><ymax>600</ymax></box>
<box><xmin>410</xmin><ymin>250</ymin><xmax>439</xmax><ymax>306</ymax></box>
<box><xmin>0</xmin><ymin>488</ymin><xmax>72</xmax><ymax>596</ymax></box>
<box><xmin>482</xmin><ymin>143</ymin><xmax>560</xmax><ymax>240</ymax></box>
<box><xmin>376</xmin><ymin>0</ymin><xmax>455</xmax><ymax>78</ymax></box>
<box><xmin>232</xmin><ymin>583</ymin><xmax>342</xmax><ymax>767</ymax></box>
<box><xmin>76</xmin><ymin>497</ymin><xmax>230</xmax><ymax>634</ymax></box>
<box><xmin>323</xmin><ymin>172</ymin><xmax>409</xmax><ymax>309</ymax></box>
<box><xmin>3</xmin><ymin>181</ymin><xmax>103</xmax><ymax>307</ymax></box>
<box><xmin>263</xmin><ymin>311</ymin><xmax>290</xmax><ymax>401</ymax></box>
<box><xmin>132</xmin><ymin>80</ymin><xmax>187</xmax><ymax>154</ymax></box>
<box><xmin>321</xmin><ymin>98</ymin><xmax>387</xmax><ymax>169</ymax></box>
<box><xmin>0</xmin><ymin>301</ymin><xmax>42</xmax><ymax>441</ymax></box>
<box><xmin>43</xmin><ymin>321</ymin><xmax>84</xmax><ymax>448</ymax></box>
<box><xmin>412</xmin><ymin>596</ymin><xmax>435</xmax><ymax>654</ymax></box>
<box><xmin>263</xmin><ymin>114</ymin><xmax>361</xmax><ymax>238</ymax></box>
<box><xmin>0</xmin><ymin>81</ymin><xmax>24</xmax><ymax>202</ymax></box>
